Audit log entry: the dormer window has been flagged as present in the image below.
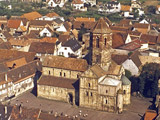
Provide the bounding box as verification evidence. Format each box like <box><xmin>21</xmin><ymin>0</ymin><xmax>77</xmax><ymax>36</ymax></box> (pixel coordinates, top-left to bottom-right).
<box><xmin>64</xmin><ymin>47</ymin><xmax>67</xmax><ymax>50</ymax></box>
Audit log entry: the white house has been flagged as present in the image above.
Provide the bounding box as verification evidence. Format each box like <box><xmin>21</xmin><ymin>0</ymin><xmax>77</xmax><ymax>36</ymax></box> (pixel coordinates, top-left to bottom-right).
<box><xmin>58</xmin><ymin>37</ymin><xmax>82</xmax><ymax>58</ymax></box>
<box><xmin>71</xmin><ymin>0</ymin><xmax>87</xmax><ymax>11</ymax></box>
<box><xmin>47</xmin><ymin>0</ymin><xmax>67</xmax><ymax>8</ymax></box>
<box><xmin>122</xmin><ymin>51</ymin><xmax>141</xmax><ymax>76</ymax></box>
<box><xmin>98</xmin><ymin>1</ymin><xmax>121</xmax><ymax>13</ymax></box>
<box><xmin>39</xmin><ymin>27</ymin><xmax>53</xmax><ymax>37</ymax></box>
<box><xmin>56</xmin><ymin>25</ymin><xmax>67</xmax><ymax>32</ymax></box>
<box><xmin>8</xmin><ymin>60</ymin><xmax>41</xmax><ymax>97</ymax></box>
<box><xmin>139</xmin><ymin>19</ymin><xmax>149</xmax><ymax>24</ymax></box>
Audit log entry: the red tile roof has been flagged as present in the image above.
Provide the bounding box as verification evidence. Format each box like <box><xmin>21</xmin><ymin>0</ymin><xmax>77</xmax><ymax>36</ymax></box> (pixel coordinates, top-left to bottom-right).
<box><xmin>21</xmin><ymin>11</ymin><xmax>42</xmax><ymax>21</ymax></box>
<box><xmin>7</xmin><ymin>19</ymin><xmax>21</xmax><ymax>29</ymax></box>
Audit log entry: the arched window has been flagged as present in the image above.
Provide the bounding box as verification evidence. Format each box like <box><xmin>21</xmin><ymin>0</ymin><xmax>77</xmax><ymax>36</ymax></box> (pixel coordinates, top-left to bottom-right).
<box><xmin>49</xmin><ymin>70</ymin><xmax>50</xmax><ymax>75</ymax></box>
<box><xmin>96</xmin><ymin>37</ymin><xmax>99</xmax><ymax>48</ymax></box>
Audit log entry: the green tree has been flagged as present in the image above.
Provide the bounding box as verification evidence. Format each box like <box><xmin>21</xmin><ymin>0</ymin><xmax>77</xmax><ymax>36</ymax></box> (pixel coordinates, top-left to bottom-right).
<box><xmin>139</xmin><ymin>63</ymin><xmax>160</xmax><ymax>98</ymax></box>
<box><xmin>147</xmin><ymin>6</ymin><xmax>156</xmax><ymax>14</ymax></box>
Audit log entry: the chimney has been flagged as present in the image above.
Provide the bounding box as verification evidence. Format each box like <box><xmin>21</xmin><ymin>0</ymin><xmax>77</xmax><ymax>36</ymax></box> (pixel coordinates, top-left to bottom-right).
<box><xmin>4</xmin><ymin>106</ymin><xmax>7</xmax><ymax>114</ymax></box>
<box><xmin>5</xmin><ymin>73</ymin><xmax>7</xmax><ymax>81</ymax></box>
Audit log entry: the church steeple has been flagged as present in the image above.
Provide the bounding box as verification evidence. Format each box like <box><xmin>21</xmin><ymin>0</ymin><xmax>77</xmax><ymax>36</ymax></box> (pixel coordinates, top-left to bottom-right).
<box><xmin>91</xmin><ymin>17</ymin><xmax>112</xmax><ymax>71</ymax></box>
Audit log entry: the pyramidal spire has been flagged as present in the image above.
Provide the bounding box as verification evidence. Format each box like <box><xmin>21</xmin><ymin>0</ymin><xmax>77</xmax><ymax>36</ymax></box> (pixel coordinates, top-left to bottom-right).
<box><xmin>92</xmin><ymin>17</ymin><xmax>111</xmax><ymax>34</ymax></box>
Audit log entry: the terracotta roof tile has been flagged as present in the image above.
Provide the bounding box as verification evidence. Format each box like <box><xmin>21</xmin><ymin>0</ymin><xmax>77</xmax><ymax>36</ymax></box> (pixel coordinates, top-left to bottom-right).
<box><xmin>129</xmin><ymin>51</ymin><xmax>142</xmax><ymax>68</ymax></box>
<box><xmin>43</xmin><ymin>56</ymin><xmax>88</xmax><ymax>72</ymax></box>
<box><xmin>45</xmin><ymin>12</ymin><xmax>59</xmax><ymax>17</ymax></box>
<box><xmin>111</xmin><ymin>54</ymin><xmax>128</xmax><ymax>65</ymax></box>
<box><xmin>40</xmin><ymin>37</ymin><xmax>58</xmax><ymax>43</ymax></box>
<box><xmin>29</xmin><ymin>42</ymin><xmax>56</xmax><ymax>54</ymax></box>
<box><xmin>38</xmin><ymin>75</ymin><xmax>77</xmax><ymax>89</ymax></box>
<box><xmin>112</xmin><ymin>33</ymin><xmax>125</xmax><ymax>48</ymax></box>
<box><xmin>119</xmin><ymin>40</ymin><xmax>141</xmax><ymax>51</ymax></box>
<box><xmin>73</xmin><ymin>21</ymin><xmax>96</xmax><ymax>30</ymax></box>
<box><xmin>144</xmin><ymin>109</ymin><xmax>157</xmax><ymax>120</ymax></box>
<box><xmin>75</xmin><ymin>17</ymin><xmax>95</xmax><ymax>22</ymax></box>
<box><xmin>121</xmin><ymin>5</ymin><xmax>131</xmax><ymax>11</ymax></box>
<box><xmin>10</xmin><ymin>105</ymin><xmax>40</xmax><ymax>120</ymax></box>
<box><xmin>140</xmin><ymin>34</ymin><xmax>158</xmax><ymax>44</ymax></box>
<box><xmin>5</xmin><ymin>57</ymin><xmax>27</xmax><ymax>68</ymax></box>
<box><xmin>0</xmin><ymin>49</ymin><xmax>36</xmax><ymax>63</ymax></box>
<box><xmin>134</xmin><ymin>23</ymin><xmax>149</xmax><ymax>29</ymax></box>
<box><xmin>7</xmin><ymin>19</ymin><xmax>21</xmax><ymax>29</ymax></box>
<box><xmin>21</xmin><ymin>11</ymin><xmax>42</xmax><ymax>21</ymax></box>
<box><xmin>8</xmin><ymin>60</ymin><xmax>42</xmax><ymax>84</ymax></box>
<box><xmin>72</xmin><ymin>0</ymin><xmax>83</xmax><ymax>4</ymax></box>
<box><xmin>29</xmin><ymin>20</ymin><xmax>53</xmax><ymax>27</ymax></box>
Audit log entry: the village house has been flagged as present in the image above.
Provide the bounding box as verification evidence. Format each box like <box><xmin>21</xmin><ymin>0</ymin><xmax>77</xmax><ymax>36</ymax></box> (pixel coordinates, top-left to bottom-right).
<box><xmin>28</xmin><ymin>42</ymin><xmax>57</xmax><ymax>60</ymax></box>
<box><xmin>7</xmin><ymin>60</ymin><xmax>41</xmax><ymax>97</ymax></box>
<box><xmin>98</xmin><ymin>1</ymin><xmax>121</xmax><ymax>14</ymax></box>
<box><xmin>0</xmin><ymin>73</ymin><xmax>13</xmax><ymax>102</ymax></box>
<box><xmin>47</xmin><ymin>0</ymin><xmax>67</xmax><ymax>8</ymax></box>
<box><xmin>39</xmin><ymin>27</ymin><xmax>54</xmax><ymax>37</ymax></box>
<box><xmin>57</xmin><ymin>37</ymin><xmax>82</xmax><ymax>58</ymax></box>
<box><xmin>112</xmin><ymin>51</ymin><xmax>142</xmax><ymax>76</ymax></box>
<box><xmin>71</xmin><ymin>0</ymin><xmax>87</xmax><ymax>11</ymax></box>
<box><xmin>133</xmin><ymin>23</ymin><xmax>151</xmax><ymax>34</ymax></box>
<box><xmin>42</xmin><ymin>56</ymin><xmax>88</xmax><ymax>79</ymax></box>
<box><xmin>7</xmin><ymin>19</ymin><xmax>27</xmax><ymax>36</ymax></box>
<box><xmin>28</xmin><ymin>20</ymin><xmax>53</xmax><ymax>32</ymax></box>
<box><xmin>38</xmin><ymin>12</ymin><xmax>64</xmax><ymax>21</ymax></box>
<box><xmin>121</xmin><ymin>5</ymin><xmax>133</xmax><ymax>18</ymax></box>
<box><xmin>52</xmin><ymin>18</ymin><xmax>67</xmax><ymax>32</ymax></box>
<box><xmin>0</xmin><ymin>49</ymin><xmax>41</xmax><ymax>101</ymax></box>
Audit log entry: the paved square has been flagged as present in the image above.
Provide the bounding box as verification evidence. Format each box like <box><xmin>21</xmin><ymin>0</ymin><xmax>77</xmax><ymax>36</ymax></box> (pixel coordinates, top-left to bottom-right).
<box><xmin>8</xmin><ymin>90</ymin><xmax>151</xmax><ymax>120</ymax></box>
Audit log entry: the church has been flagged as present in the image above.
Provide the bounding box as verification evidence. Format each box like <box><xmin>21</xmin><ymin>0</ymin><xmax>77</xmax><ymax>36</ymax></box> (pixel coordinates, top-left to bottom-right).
<box><xmin>79</xmin><ymin>18</ymin><xmax>131</xmax><ymax>113</ymax></box>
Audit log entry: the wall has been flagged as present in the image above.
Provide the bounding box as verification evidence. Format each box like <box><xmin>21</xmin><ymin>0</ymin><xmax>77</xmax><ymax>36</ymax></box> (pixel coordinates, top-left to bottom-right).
<box><xmin>37</xmin><ymin>85</ymin><xmax>75</xmax><ymax>104</ymax></box>
<box><xmin>43</xmin><ymin>67</ymin><xmax>81</xmax><ymax>79</ymax></box>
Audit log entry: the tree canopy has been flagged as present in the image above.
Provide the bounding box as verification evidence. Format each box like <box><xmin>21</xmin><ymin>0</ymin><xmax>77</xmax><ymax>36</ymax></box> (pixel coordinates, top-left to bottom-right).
<box><xmin>139</xmin><ymin>63</ymin><xmax>160</xmax><ymax>98</ymax></box>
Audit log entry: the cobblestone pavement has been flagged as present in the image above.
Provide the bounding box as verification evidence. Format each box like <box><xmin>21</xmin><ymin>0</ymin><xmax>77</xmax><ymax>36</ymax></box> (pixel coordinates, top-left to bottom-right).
<box><xmin>9</xmin><ymin>91</ymin><xmax>152</xmax><ymax>120</ymax></box>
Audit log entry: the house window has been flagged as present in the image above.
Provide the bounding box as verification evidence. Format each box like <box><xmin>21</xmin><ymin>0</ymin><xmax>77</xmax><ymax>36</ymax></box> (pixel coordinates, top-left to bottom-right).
<box><xmin>123</xmin><ymin>90</ymin><xmax>126</xmax><ymax>94</ymax></box>
<box><xmin>106</xmin><ymin>100</ymin><xmax>108</xmax><ymax>104</ymax></box>
<box><xmin>88</xmin><ymin>83</ymin><xmax>90</xmax><ymax>88</ymax></box>
<box><xmin>77</xmin><ymin>75</ymin><xmax>79</xmax><ymax>78</ymax></box>
<box><xmin>64</xmin><ymin>48</ymin><xmax>67</xmax><ymax>50</ymax></box>
<box><xmin>53</xmin><ymin>88</ymin><xmax>54</xmax><ymax>92</ymax></box>
<box><xmin>49</xmin><ymin>70</ymin><xmax>50</xmax><ymax>75</ymax></box>
<box><xmin>64</xmin><ymin>73</ymin><xmax>66</xmax><ymax>77</ymax></box>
